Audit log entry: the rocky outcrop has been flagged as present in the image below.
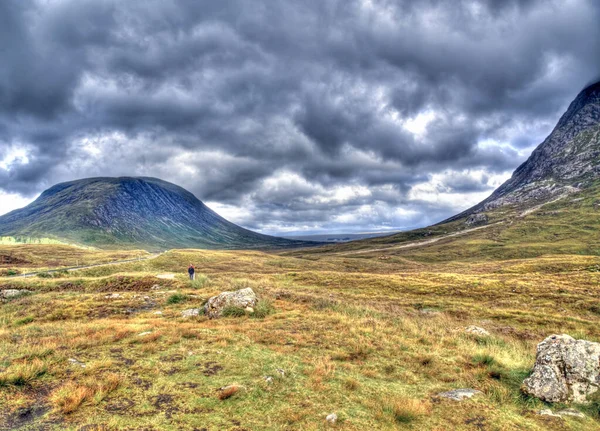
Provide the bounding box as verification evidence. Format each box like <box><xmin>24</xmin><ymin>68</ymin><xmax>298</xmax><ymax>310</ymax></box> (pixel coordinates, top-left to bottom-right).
<box><xmin>465</xmin><ymin>213</ymin><xmax>488</xmax><ymax>226</ymax></box>
<box><xmin>0</xmin><ymin>289</ymin><xmax>31</xmax><ymax>301</ymax></box>
<box><xmin>442</xmin><ymin>81</ymin><xmax>600</xmax><ymax>223</ymax></box>
<box><xmin>204</xmin><ymin>288</ymin><xmax>258</xmax><ymax>319</ymax></box>
<box><xmin>522</xmin><ymin>334</ymin><xmax>600</xmax><ymax>403</ymax></box>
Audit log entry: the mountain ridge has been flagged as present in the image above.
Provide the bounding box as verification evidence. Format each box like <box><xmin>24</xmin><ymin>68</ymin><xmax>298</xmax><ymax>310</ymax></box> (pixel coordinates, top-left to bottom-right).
<box><xmin>443</xmin><ymin>80</ymin><xmax>600</xmax><ymax>223</ymax></box>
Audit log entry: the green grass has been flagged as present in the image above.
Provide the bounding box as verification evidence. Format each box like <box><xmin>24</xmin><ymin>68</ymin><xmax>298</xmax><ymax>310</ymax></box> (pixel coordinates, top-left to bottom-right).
<box><xmin>166</xmin><ymin>293</ymin><xmax>188</xmax><ymax>305</ymax></box>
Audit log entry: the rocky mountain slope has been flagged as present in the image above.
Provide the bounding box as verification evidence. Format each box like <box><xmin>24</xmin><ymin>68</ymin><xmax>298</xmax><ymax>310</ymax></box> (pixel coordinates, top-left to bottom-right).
<box><xmin>446</xmin><ymin>80</ymin><xmax>600</xmax><ymax>222</ymax></box>
<box><xmin>0</xmin><ymin>177</ymin><xmax>311</xmax><ymax>250</ymax></box>
<box><xmin>290</xmin><ymin>80</ymin><xmax>600</xmax><ymax>258</ymax></box>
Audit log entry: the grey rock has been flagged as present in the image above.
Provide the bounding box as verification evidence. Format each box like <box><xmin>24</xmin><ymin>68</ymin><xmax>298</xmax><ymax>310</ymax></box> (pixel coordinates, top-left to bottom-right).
<box><xmin>68</xmin><ymin>358</ymin><xmax>86</xmax><ymax>368</ymax></box>
<box><xmin>465</xmin><ymin>326</ymin><xmax>490</xmax><ymax>336</ymax></box>
<box><xmin>204</xmin><ymin>288</ymin><xmax>258</xmax><ymax>319</ymax></box>
<box><xmin>538</xmin><ymin>408</ymin><xmax>585</xmax><ymax>419</ymax></box>
<box><xmin>264</xmin><ymin>376</ymin><xmax>273</xmax><ymax>384</ymax></box>
<box><xmin>556</xmin><ymin>408</ymin><xmax>586</xmax><ymax>418</ymax></box>
<box><xmin>522</xmin><ymin>334</ymin><xmax>600</xmax><ymax>403</ymax></box>
<box><xmin>465</xmin><ymin>213</ymin><xmax>488</xmax><ymax>226</ymax></box>
<box><xmin>436</xmin><ymin>388</ymin><xmax>482</xmax><ymax>401</ymax></box>
<box><xmin>1</xmin><ymin>289</ymin><xmax>31</xmax><ymax>300</ymax></box>
<box><xmin>181</xmin><ymin>308</ymin><xmax>201</xmax><ymax>318</ymax></box>
<box><xmin>326</xmin><ymin>413</ymin><xmax>337</xmax><ymax>424</ymax></box>
<box><xmin>105</xmin><ymin>293</ymin><xmax>121</xmax><ymax>299</ymax></box>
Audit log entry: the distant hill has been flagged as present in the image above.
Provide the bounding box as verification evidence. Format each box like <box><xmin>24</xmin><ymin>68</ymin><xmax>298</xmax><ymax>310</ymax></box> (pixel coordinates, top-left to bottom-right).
<box><xmin>284</xmin><ymin>231</ymin><xmax>400</xmax><ymax>243</ymax></box>
<box><xmin>0</xmin><ymin>177</ymin><xmax>313</xmax><ymax>251</ymax></box>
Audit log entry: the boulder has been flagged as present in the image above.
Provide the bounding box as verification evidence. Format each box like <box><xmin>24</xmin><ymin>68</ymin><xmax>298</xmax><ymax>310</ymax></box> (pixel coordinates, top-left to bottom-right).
<box><xmin>522</xmin><ymin>334</ymin><xmax>600</xmax><ymax>403</ymax></box>
<box><xmin>204</xmin><ymin>288</ymin><xmax>258</xmax><ymax>319</ymax></box>
<box><xmin>0</xmin><ymin>289</ymin><xmax>31</xmax><ymax>301</ymax></box>
<box><xmin>465</xmin><ymin>213</ymin><xmax>488</xmax><ymax>226</ymax></box>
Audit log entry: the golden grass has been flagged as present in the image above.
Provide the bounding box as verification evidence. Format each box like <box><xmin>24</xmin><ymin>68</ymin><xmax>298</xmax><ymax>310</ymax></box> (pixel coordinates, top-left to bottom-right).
<box><xmin>0</xmin><ymin>245</ymin><xmax>599</xmax><ymax>429</ymax></box>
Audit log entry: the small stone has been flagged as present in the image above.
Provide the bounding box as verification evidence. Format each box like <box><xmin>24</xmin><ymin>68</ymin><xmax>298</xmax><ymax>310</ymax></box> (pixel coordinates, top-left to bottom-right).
<box><xmin>465</xmin><ymin>326</ymin><xmax>490</xmax><ymax>336</ymax></box>
<box><xmin>181</xmin><ymin>308</ymin><xmax>200</xmax><ymax>318</ymax></box>
<box><xmin>538</xmin><ymin>409</ymin><xmax>560</xmax><ymax>417</ymax></box>
<box><xmin>245</xmin><ymin>307</ymin><xmax>254</xmax><ymax>313</ymax></box>
<box><xmin>68</xmin><ymin>358</ymin><xmax>86</xmax><ymax>368</ymax></box>
<box><xmin>105</xmin><ymin>293</ymin><xmax>121</xmax><ymax>299</ymax></box>
<box><xmin>138</xmin><ymin>331</ymin><xmax>152</xmax><ymax>337</ymax></box>
<box><xmin>436</xmin><ymin>388</ymin><xmax>482</xmax><ymax>401</ymax></box>
<box><xmin>326</xmin><ymin>413</ymin><xmax>337</xmax><ymax>424</ymax></box>
<box><xmin>276</xmin><ymin>368</ymin><xmax>285</xmax><ymax>377</ymax></box>
<box><xmin>143</xmin><ymin>296</ymin><xmax>150</xmax><ymax>300</ymax></box>
<box><xmin>264</xmin><ymin>376</ymin><xmax>273</xmax><ymax>384</ymax></box>
<box><xmin>556</xmin><ymin>408</ymin><xmax>586</xmax><ymax>419</ymax></box>
<box><xmin>153</xmin><ymin>311</ymin><xmax>163</xmax><ymax>315</ymax></box>
<box><xmin>150</xmin><ymin>284</ymin><xmax>162</xmax><ymax>290</ymax></box>
<box><xmin>538</xmin><ymin>408</ymin><xmax>585</xmax><ymax>419</ymax></box>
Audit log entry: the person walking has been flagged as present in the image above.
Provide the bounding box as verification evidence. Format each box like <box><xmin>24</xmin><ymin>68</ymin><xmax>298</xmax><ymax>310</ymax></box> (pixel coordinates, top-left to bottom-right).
<box><xmin>188</xmin><ymin>263</ymin><xmax>195</xmax><ymax>281</ymax></box>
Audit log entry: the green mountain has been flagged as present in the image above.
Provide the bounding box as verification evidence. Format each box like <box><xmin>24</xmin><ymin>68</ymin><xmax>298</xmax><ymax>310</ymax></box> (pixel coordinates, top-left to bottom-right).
<box><xmin>0</xmin><ymin>177</ymin><xmax>312</xmax><ymax>251</ymax></box>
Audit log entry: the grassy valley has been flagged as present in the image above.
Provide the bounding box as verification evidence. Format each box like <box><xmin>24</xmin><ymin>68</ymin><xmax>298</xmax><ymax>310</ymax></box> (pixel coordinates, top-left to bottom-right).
<box><xmin>1</xmin><ymin>215</ymin><xmax>599</xmax><ymax>430</ymax></box>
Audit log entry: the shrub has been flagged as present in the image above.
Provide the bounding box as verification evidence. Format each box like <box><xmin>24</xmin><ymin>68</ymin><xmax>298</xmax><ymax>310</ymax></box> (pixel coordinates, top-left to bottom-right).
<box><xmin>190</xmin><ymin>274</ymin><xmax>210</xmax><ymax>289</ymax></box>
<box><xmin>166</xmin><ymin>293</ymin><xmax>188</xmax><ymax>305</ymax></box>
<box><xmin>251</xmin><ymin>299</ymin><xmax>275</xmax><ymax>319</ymax></box>
<box><xmin>344</xmin><ymin>378</ymin><xmax>360</xmax><ymax>391</ymax></box>
<box><xmin>50</xmin><ymin>373</ymin><xmax>122</xmax><ymax>414</ymax></box>
<box><xmin>36</xmin><ymin>272</ymin><xmax>52</xmax><ymax>278</ymax></box>
<box><xmin>383</xmin><ymin>398</ymin><xmax>430</xmax><ymax>424</ymax></box>
<box><xmin>0</xmin><ymin>359</ymin><xmax>47</xmax><ymax>387</ymax></box>
<box><xmin>221</xmin><ymin>306</ymin><xmax>246</xmax><ymax>317</ymax></box>
<box><xmin>472</xmin><ymin>354</ymin><xmax>496</xmax><ymax>367</ymax></box>
<box><xmin>15</xmin><ymin>316</ymin><xmax>34</xmax><ymax>326</ymax></box>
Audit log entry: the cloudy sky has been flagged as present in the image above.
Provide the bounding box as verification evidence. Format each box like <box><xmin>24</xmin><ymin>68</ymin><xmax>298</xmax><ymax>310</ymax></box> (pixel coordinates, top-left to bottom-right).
<box><xmin>1</xmin><ymin>0</ymin><xmax>599</xmax><ymax>235</ymax></box>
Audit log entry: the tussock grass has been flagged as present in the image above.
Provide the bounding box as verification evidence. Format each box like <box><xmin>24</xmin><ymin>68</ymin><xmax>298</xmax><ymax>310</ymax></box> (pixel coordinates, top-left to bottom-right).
<box><xmin>1</xmin><ymin>242</ymin><xmax>600</xmax><ymax>429</ymax></box>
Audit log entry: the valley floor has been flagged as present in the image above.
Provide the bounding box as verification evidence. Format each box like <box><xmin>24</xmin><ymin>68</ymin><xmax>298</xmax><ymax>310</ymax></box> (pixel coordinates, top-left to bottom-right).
<box><xmin>1</xmin><ymin>245</ymin><xmax>599</xmax><ymax>430</ymax></box>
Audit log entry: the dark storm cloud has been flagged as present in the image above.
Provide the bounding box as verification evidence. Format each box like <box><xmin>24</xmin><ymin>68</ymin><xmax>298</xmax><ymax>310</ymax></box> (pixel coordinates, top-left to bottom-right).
<box><xmin>0</xmin><ymin>0</ymin><xmax>599</xmax><ymax>232</ymax></box>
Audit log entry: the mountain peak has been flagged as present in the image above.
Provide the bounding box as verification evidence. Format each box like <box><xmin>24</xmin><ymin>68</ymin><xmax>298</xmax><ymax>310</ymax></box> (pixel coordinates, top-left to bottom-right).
<box><xmin>445</xmin><ymin>81</ymin><xmax>600</xmax><ymax>222</ymax></box>
<box><xmin>0</xmin><ymin>177</ymin><xmax>309</xmax><ymax>250</ymax></box>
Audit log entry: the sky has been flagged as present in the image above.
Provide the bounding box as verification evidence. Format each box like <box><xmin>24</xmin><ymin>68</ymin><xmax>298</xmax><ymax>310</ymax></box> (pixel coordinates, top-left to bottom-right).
<box><xmin>1</xmin><ymin>0</ymin><xmax>599</xmax><ymax>236</ymax></box>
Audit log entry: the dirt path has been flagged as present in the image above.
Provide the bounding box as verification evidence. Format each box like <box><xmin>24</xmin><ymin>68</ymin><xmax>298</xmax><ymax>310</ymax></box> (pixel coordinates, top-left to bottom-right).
<box><xmin>335</xmin><ymin>222</ymin><xmax>502</xmax><ymax>256</ymax></box>
<box><xmin>4</xmin><ymin>253</ymin><xmax>164</xmax><ymax>279</ymax></box>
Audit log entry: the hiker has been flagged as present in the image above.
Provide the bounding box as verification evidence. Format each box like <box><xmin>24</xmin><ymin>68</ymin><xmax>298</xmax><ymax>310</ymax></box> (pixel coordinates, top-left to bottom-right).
<box><xmin>188</xmin><ymin>263</ymin><xmax>195</xmax><ymax>281</ymax></box>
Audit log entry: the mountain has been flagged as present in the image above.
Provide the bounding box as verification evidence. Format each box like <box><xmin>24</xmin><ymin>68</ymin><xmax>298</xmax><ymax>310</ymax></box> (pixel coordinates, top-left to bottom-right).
<box><xmin>289</xmin><ymin>81</ymin><xmax>600</xmax><ymax>258</ymax></box>
<box><xmin>446</xmin><ymin>80</ymin><xmax>600</xmax><ymax>222</ymax></box>
<box><xmin>0</xmin><ymin>177</ymin><xmax>312</xmax><ymax>251</ymax></box>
